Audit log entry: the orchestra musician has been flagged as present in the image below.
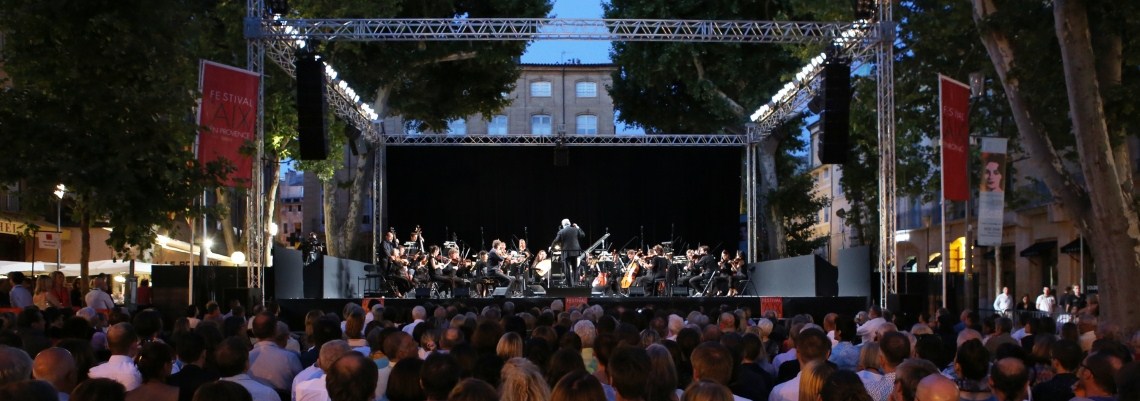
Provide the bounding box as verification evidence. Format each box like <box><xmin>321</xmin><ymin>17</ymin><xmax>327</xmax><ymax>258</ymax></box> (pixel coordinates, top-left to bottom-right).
<box><xmin>550</xmin><ymin>219</ymin><xmax>585</xmax><ymax>286</ymax></box>
<box><xmin>727</xmin><ymin>256</ymin><xmax>747</xmax><ymax>296</ymax></box>
<box><xmin>640</xmin><ymin>245</ymin><xmax>669</xmax><ymax>295</ymax></box>
<box><xmin>378</xmin><ymin>230</ymin><xmax>398</xmax><ymax>274</ymax></box>
<box><xmin>708</xmin><ymin>249</ymin><xmax>733</xmax><ymax>296</ymax></box>
<box><xmin>530</xmin><ymin>249</ymin><xmax>547</xmax><ymax>283</ymax></box>
<box><xmin>677</xmin><ymin>249</ymin><xmax>700</xmax><ymax>291</ymax></box>
<box><xmin>688</xmin><ymin>246</ymin><xmax>717</xmax><ymax>295</ymax></box>
<box><xmin>426</xmin><ymin>245</ymin><xmax>462</xmax><ymax>294</ymax></box>
<box><xmin>486</xmin><ymin>240</ymin><xmax>513</xmax><ymax>288</ymax></box>
<box><xmin>408</xmin><ymin>227</ymin><xmax>425</xmax><ymax>255</ymax></box>
<box><xmin>472</xmin><ymin>251</ymin><xmax>491</xmax><ymax>297</ymax></box>
<box><xmin>388</xmin><ymin>247</ymin><xmax>414</xmax><ymax>297</ymax></box>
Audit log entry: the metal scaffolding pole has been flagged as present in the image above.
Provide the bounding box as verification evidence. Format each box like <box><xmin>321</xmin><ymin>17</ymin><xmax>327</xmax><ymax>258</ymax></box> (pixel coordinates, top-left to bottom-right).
<box><xmin>876</xmin><ymin>0</ymin><xmax>898</xmax><ymax>307</ymax></box>
<box><xmin>247</xmin><ymin>0</ymin><xmax>267</xmax><ymax>302</ymax></box>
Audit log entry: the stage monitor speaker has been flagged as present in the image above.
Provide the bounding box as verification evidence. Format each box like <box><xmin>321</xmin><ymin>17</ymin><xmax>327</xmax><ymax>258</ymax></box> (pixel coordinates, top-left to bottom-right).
<box><xmin>628</xmin><ymin>287</ymin><xmax>646</xmax><ymax>297</ymax></box>
<box><xmin>296</xmin><ymin>52</ymin><xmax>328</xmax><ymax>161</ymax></box>
<box><xmin>526</xmin><ymin>285</ymin><xmax>547</xmax><ymax>297</ymax></box>
<box><xmin>818</xmin><ymin>58</ymin><xmax>851</xmax><ymax>165</ymax></box>
<box><xmin>453</xmin><ymin>287</ymin><xmax>471</xmax><ymax>298</ymax></box>
<box><xmin>671</xmin><ymin>287</ymin><xmax>691</xmax><ymax>297</ymax></box>
<box><xmin>414</xmin><ymin>287</ymin><xmax>432</xmax><ymax>299</ymax></box>
<box><xmin>492</xmin><ymin>287</ymin><xmax>509</xmax><ymax>298</ymax></box>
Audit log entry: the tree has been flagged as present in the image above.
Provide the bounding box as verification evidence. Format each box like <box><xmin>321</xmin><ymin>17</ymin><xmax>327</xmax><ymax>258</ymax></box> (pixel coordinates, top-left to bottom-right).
<box><xmin>971</xmin><ymin>0</ymin><xmax>1140</xmax><ymax>331</ymax></box>
<box><xmin>284</xmin><ymin>0</ymin><xmax>553</xmax><ymax>259</ymax></box>
<box><xmin>603</xmin><ymin>0</ymin><xmax>823</xmax><ymax>259</ymax></box>
<box><xmin>0</xmin><ymin>0</ymin><xmax>226</xmax><ymax>287</ymax></box>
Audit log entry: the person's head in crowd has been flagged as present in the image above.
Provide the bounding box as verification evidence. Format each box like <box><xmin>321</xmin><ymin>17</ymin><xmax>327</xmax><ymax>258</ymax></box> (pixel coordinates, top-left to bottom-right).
<box><xmin>317</xmin><ymin>340</ymin><xmax>352</xmax><ymax>373</ymax></box>
<box><xmin>547</xmin><ymin>347</ymin><xmax>587</xmax><ymax>388</ymax></box>
<box><xmin>311</xmin><ymin>316</ymin><xmax>344</xmax><ymax>352</ymax></box>
<box><xmin>250</xmin><ymin>312</ymin><xmax>276</xmax><ymax>341</ymax></box>
<box><xmin>834</xmin><ymin>314</ymin><xmax>857</xmax><ymax>344</ymax></box>
<box><xmin>422</xmin><ymin>352</ymin><xmax>462</xmax><ymax>401</ymax></box>
<box><xmin>993</xmin><ymin>343</ymin><xmax>1026</xmax><ymax>364</ymax></box>
<box><xmin>1045</xmin><ymin>339</ymin><xmax>1082</xmax><ymax>376</ymax></box>
<box><xmin>690</xmin><ymin>341</ymin><xmax>734</xmax><ymax>386</ymax></box>
<box><xmin>915</xmin><ymin>373</ymin><xmax>959</xmax><ymax>401</ymax></box>
<box><xmin>0</xmin><ymin>378</ymin><xmax>57</xmax><ymax>401</ymax></box>
<box><xmin>609</xmin><ymin>346</ymin><xmax>651</xmax><ymax>401</ymax></box>
<box><xmin>56</xmin><ymin>339</ymin><xmax>95</xmax><ymax>383</ymax></box>
<box><xmin>799</xmin><ymin>359</ymin><xmax>837</xmax><ymax>401</ymax></box>
<box><xmin>913</xmin><ymin>335</ymin><xmax>945</xmax><ymax>367</ymax></box>
<box><xmin>819</xmin><ymin>370</ymin><xmax>873</xmax><ymax>401</ymax></box>
<box><xmin>988</xmin><ymin>357</ymin><xmax>1029</xmax><ymax>401</ymax></box>
<box><xmin>552</xmin><ymin>370</ymin><xmax>607</xmax><ymax>401</ymax></box>
<box><xmin>682</xmin><ymin>380</ymin><xmax>734</xmax><ymax>401</ymax></box>
<box><xmin>18</xmin><ymin>307</ymin><xmax>45</xmax><ymax>330</ymax></box>
<box><xmin>956</xmin><ymin>328</ymin><xmax>981</xmax><ymax>347</ymax></box>
<box><xmin>954</xmin><ymin>339</ymin><xmax>989</xmax><ymax>382</ymax></box>
<box><xmin>1090</xmin><ymin>339</ymin><xmax>1133</xmax><ymax>364</ymax></box>
<box><xmin>132</xmin><ymin>309</ymin><xmax>163</xmax><ymax>342</ymax></box>
<box><xmin>222</xmin><ymin>316</ymin><xmax>247</xmax><ymax>339</ymax></box>
<box><xmin>384</xmin><ymin>331</ymin><xmax>418</xmax><ymax>363</ymax></box>
<box><xmin>215</xmin><ymin>336</ymin><xmax>251</xmax><ymax>378</ymax></box>
<box><xmin>71</xmin><ymin>377</ymin><xmax>126</xmax><ymax>401</ymax></box>
<box><xmin>500</xmin><ymin>357</ymin><xmax>550</xmax><ymax>401</ymax></box>
<box><xmin>326</xmin><ymin>353</ymin><xmax>379</xmax><ymax>401</ymax></box>
<box><xmin>412</xmin><ymin>305</ymin><xmax>427</xmax><ymax>322</ymax></box>
<box><xmin>472</xmin><ymin>352</ymin><xmax>504</xmax><ymax>386</ymax></box>
<box><xmin>472</xmin><ymin>320</ymin><xmax>505</xmax><ymax>355</ymax></box>
<box><xmin>701</xmin><ymin>324</ymin><xmax>722</xmax><ymax>343</ymax></box>
<box><xmin>1075</xmin><ymin>351</ymin><xmax>1124</xmax><ymax>399</ymax></box>
<box><xmin>175</xmin><ymin>331</ymin><xmax>207</xmax><ymax>368</ymax></box>
<box><xmin>440</xmin><ymin>327</ymin><xmax>465</xmax><ymax>351</ymax></box>
<box><xmin>573</xmin><ymin>320</ymin><xmax>597</xmax><ymax>348</ymax></box>
<box><xmin>522</xmin><ymin>338</ymin><xmax>553</xmax><ymax>374</ymax></box>
<box><xmin>448</xmin><ymin>378</ymin><xmax>498</xmax><ymax>401</ymax></box>
<box><xmin>498</xmin><ymin>332</ymin><xmax>525</xmax><ymax>361</ymax></box>
<box><xmin>0</xmin><ymin>345</ymin><xmax>32</xmax><ymax>385</ymax></box>
<box><xmin>136</xmin><ymin>341</ymin><xmax>175</xmax><ymax>383</ymax></box>
<box><xmin>191</xmin><ymin>380</ymin><xmax>252</xmax><ymax>401</ymax></box>
<box><xmin>1061</xmin><ymin>322</ymin><xmax>1080</xmax><ymax>343</ymax></box>
<box><xmin>532</xmin><ymin>325</ymin><xmax>558</xmax><ymax>348</ymax></box>
<box><xmin>1117</xmin><ymin>361</ymin><xmax>1140</xmax><ymax>401</ymax></box>
<box><xmin>645</xmin><ymin>343</ymin><xmax>679</xmax><ymax>401</ymax></box>
<box><xmin>274</xmin><ymin>321</ymin><xmax>292</xmax><ymax>348</ymax></box>
<box><xmin>717</xmin><ymin>312</ymin><xmax>736</xmax><ymax>333</ymax></box>
<box><xmin>879</xmin><ymin>331</ymin><xmax>910</xmax><ymax>372</ymax></box>
<box><xmin>640</xmin><ymin>328</ymin><xmax>662</xmax><ymax>348</ymax></box>
<box><xmin>668</xmin><ymin>315</ymin><xmax>684</xmax><ymax>338</ymax></box>
<box><xmin>796</xmin><ymin>327</ymin><xmax>833</xmax><ymax>366</ymax></box>
<box><xmin>1029</xmin><ymin>334</ymin><xmax>1056</xmax><ymax>365</ymax></box>
<box><xmin>33</xmin><ymin>346</ymin><xmax>77</xmax><ymax>395</ymax></box>
<box><xmin>345</xmin><ymin>308</ymin><xmax>366</xmax><ymax>340</ymax></box>
<box><xmin>387</xmin><ymin>357</ymin><xmax>426</xmax><ymax>401</ymax></box>
<box><xmin>892</xmin><ymin>358</ymin><xmax>939</xmax><ymax>401</ymax></box>
<box><xmin>61</xmin><ymin>316</ymin><xmax>94</xmax><ymax>340</ymax></box>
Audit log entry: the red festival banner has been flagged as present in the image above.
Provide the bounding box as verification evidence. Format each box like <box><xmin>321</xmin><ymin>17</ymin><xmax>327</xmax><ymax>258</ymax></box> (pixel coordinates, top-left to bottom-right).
<box><xmin>197</xmin><ymin>61</ymin><xmax>260</xmax><ymax>187</ymax></box>
<box><xmin>939</xmin><ymin>75</ymin><xmax>970</xmax><ymax>201</ymax></box>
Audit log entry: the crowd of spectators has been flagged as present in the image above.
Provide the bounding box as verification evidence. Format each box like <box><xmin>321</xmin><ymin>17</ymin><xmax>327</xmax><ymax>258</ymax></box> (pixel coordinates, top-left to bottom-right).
<box><xmin>0</xmin><ymin>294</ymin><xmax>1138</xmax><ymax>401</ymax></box>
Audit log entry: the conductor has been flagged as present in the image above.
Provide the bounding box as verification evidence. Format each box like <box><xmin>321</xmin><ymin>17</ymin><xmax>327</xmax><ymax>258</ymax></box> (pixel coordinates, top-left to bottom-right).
<box><xmin>550</xmin><ymin>218</ymin><xmax>586</xmax><ymax>287</ymax></box>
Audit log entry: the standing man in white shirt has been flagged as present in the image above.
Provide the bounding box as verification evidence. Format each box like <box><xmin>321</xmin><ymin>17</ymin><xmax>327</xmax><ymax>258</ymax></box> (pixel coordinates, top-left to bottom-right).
<box><xmin>993</xmin><ymin>287</ymin><xmax>1013</xmax><ymax>317</ymax></box>
<box><xmin>87</xmin><ymin>323</ymin><xmax>142</xmax><ymax>391</ymax></box>
<box><xmin>1035</xmin><ymin>287</ymin><xmax>1056</xmax><ymax>316</ymax></box>
<box><xmin>84</xmin><ymin>277</ymin><xmax>115</xmax><ymax>311</ymax></box>
<box><xmin>855</xmin><ymin>306</ymin><xmax>887</xmax><ymax>344</ymax></box>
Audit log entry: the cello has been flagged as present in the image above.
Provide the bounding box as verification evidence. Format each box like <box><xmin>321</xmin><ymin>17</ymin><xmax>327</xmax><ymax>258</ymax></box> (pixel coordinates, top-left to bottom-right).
<box><xmin>620</xmin><ymin>251</ymin><xmax>642</xmax><ymax>289</ymax></box>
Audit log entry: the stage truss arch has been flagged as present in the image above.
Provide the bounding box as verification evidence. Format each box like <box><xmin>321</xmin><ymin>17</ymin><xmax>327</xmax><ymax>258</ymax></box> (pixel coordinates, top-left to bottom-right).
<box><xmin>243</xmin><ymin>0</ymin><xmax>899</xmax><ymax>306</ymax></box>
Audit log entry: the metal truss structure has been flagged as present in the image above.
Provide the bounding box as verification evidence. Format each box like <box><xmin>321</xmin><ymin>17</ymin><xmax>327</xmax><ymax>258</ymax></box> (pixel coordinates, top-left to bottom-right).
<box><xmin>254</xmin><ymin>18</ymin><xmax>865</xmax><ymax>44</ymax></box>
<box><xmin>379</xmin><ymin>133</ymin><xmax>751</xmax><ymax>146</ymax></box>
<box><xmin>244</xmin><ymin>1</ymin><xmax>898</xmax><ymax>305</ymax></box>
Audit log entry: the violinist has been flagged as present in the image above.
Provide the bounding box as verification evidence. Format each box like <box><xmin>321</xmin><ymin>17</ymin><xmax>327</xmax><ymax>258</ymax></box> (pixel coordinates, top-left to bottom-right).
<box><xmin>688</xmin><ymin>246</ymin><xmax>716</xmax><ymax>294</ymax></box>
<box><xmin>427</xmin><ymin>245</ymin><xmax>460</xmax><ymax>294</ymax></box>
<box><xmin>727</xmin><ymin>256</ymin><xmax>747</xmax><ymax>296</ymax></box>
<box><xmin>388</xmin><ymin>247</ymin><xmax>414</xmax><ymax>297</ymax></box>
<box><xmin>486</xmin><ymin>240</ymin><xmax>513</xmax><ymax>288</ymax></box>
<box><xmin>640</xmin><ymin>245</ymin><xmax>669</xmax><ymax>295</ymax></box>
<box><xmin>677</xmin><ymin>249</ymin><xmax>700</xmax><ymax>292</ymax></box>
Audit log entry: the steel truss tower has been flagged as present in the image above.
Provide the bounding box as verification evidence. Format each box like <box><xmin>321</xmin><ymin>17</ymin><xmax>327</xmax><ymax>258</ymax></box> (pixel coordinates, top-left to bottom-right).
<box><xmin>243</xmin><ymin>1</ymin><xmax>898</xmax><ymax>306</ymax></box>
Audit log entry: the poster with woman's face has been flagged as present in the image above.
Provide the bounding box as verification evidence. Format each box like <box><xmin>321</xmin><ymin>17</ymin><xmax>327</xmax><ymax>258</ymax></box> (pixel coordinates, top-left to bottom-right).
<box><xmin>980</xmin><ymin>153</ymin><xmax>1006</xmax><ymax>192</ymax></box>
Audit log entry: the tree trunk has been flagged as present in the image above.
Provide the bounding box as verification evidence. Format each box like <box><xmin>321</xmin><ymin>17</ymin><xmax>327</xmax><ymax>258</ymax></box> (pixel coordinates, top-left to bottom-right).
<box><xmin>758</xmin><ymin>134</ymin><xmax>787</xmax><ymax>259</ymax></box>
<box><xmin>217</xmin><ymin>188</ymin><xmax>237</xmax><ymax>255</ymax></box>
<box><xmin>80</xmin><ymin>208</ymin><xmax>91</xmax><ymax>294</ymax></box>
<box><xmin>265</xmin><ymin>156</ymin><xmax>281</xmax><ymax>250</ymax></box>
<box><xmin>1053</xmin><ymin>0</ymin><xmax>1140</xmax><ymax>331</ymax></box>
<box><xmin>322</xmin><ymin>150</ymin><xmax>371</xmax><ymax>259</ymax></box>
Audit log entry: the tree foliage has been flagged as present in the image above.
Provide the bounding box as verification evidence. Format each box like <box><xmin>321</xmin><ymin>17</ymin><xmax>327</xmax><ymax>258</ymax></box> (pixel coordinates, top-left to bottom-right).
<box><xmin>0</xmin><ymin>0</ymin><xmax>227</xmax><ymax>281</ymax></box>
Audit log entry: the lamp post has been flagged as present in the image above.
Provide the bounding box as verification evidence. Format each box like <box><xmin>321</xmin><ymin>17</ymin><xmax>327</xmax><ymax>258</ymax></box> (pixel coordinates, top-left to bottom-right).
<box><xmin>53</xmin><ymin>184</ymin><xmax>66</xmax><ymax>271</ymax></box>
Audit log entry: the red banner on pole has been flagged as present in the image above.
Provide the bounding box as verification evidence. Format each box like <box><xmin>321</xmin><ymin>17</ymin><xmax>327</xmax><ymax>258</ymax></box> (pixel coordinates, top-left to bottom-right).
<box><xmin>197</xmin><ymin>61</ymin><xmax>259</xmax><ymax>187</ymax></box>
<box><xmin>940</xmin><ymin>75</ymin><xmax>970</xmax><ymax>201</ymax></box>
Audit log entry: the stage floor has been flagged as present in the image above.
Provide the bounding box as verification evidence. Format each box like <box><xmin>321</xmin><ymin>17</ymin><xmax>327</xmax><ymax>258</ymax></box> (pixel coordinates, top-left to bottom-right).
<box><xmin>276</xmin><ymin>294</ymin><xmax>869</xmax><ymax>329</ymax></box>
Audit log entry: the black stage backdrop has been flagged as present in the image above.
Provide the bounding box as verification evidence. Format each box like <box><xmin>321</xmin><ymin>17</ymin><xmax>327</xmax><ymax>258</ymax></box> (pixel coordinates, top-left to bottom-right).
<box><xmin>386</xmin><ymin>146</ymin><xmax>743</xmax><ymax>255</ymax></box>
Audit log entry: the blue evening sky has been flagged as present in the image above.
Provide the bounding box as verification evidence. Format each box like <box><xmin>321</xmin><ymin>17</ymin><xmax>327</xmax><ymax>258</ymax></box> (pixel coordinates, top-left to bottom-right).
<box><xmin>520</xmin><ymin>1</ymin><xmax>612</xmax><ymax>64</ymax></box>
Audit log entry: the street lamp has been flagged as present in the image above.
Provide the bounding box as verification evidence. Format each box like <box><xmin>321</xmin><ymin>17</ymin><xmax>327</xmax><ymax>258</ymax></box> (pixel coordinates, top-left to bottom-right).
<box><xmin>53</xmin><ymin>184</ymin><xmax>66</xmax><ymax>271</ymax></box>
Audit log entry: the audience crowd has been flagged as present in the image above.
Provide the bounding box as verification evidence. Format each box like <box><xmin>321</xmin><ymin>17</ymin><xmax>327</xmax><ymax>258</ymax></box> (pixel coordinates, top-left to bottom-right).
<box><xmin>0</xmin><ymin>290</ymin><xmax>1138</xmax><ymax>401</ymax></box>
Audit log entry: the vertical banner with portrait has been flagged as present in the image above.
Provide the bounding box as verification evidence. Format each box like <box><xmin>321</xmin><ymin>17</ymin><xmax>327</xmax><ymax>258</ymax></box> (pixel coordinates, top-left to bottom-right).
<box><xmin>940</xmin><ymin>75</ymin><xmax>971</xmax><ymax>201</ymax></box>
<box><xmin>977</xmin><ymin>137</ymin><xmax>1008</xmax><ymax>246</ymax></box>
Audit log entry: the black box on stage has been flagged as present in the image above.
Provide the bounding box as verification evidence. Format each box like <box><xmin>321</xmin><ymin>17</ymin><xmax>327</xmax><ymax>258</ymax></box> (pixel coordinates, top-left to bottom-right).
<box><xmin>492</xmin><ymin>287</ymin><xmax>509</xmax><ymax>298</ymax></box>
<box><xmin>453</xmin><ymin>287</ymin><xmax>471</xmax><ymax>298</ymax></box>
<box><xmin>415</xmin><ymin>287</ymin><xmax>432</xmax><ymax>299</ymax></box>
<box><xmin>527</xmin><ymin>285</ymin><xmax>547</xmax><ymax>296</ymax></box>
<box><xmin>628</xmin><ymin>287</ymin><xmax>646</xmax><ymax>297</ymax></box>
<box><xmin>671</xmin><ymin>287</ymin><xmax>690</xmax><ymax>297</ymax></box>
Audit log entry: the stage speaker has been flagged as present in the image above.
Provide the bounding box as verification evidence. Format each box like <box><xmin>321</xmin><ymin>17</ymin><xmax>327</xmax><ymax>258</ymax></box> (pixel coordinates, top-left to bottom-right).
<box><xmin>296</xmin><ymin>52</ymin><xmax>328</xmax><ymax>161</ymax></box>
<box><xmin>671</xmin><ymin>286</ymin><xmax>691</xmax><ymax>297</ymax></box>
<box><xmin>453</xmin><ymin>287</ymin><xmax>471</xmax><ymax>298</ymax></box>
<box><xmin>526</xmin><ymin>285</ymin><xmax>547</xmax><ymax>297</ymax></box>
<box><xmin>818</xmin><ymin>58</ymin><xmax>851</xmax><ymax>165</ymax></box>
<box><xmin>628</xmin><ymin>287</ymin><xmax>646</xmax><ymax>297</ymax></box>
<box><xmin>414</xmin><ymin>287</ymin><xmax>432</xmax><ymax>299</ymax></box>
<box><xmin>591</xmin><ymin>289</ymin><xmax>604</xmax><ymax>297</ymax></box>
<box><xmin>491</xmin><ymin>287</ymin><xmax>509</xmax><ymax>298</ymax></box>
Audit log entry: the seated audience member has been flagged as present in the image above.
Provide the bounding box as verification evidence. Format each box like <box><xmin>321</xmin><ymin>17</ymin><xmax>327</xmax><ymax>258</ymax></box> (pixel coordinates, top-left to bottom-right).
<box><xmin>72</xmin><ymin>377</ymin><xmax>127</xmax><ymax>401</ymax></box>
<box><xmin>818</xmin><ymin>371</ymin><xmax>873</xmax><ymax>401</ymax></box>
<box><xmin>168</xmin><ymin>332</ymin><xmax>219</xmax><ymax>401</ymax></box>
<box><xmin>683</xmin><ymin>380</ymin><xmax>735</xmax><ymax>401</ymax></box>
<box><xmin>126</xmin><ymin>342</ymin><xmax>179</xmax><ymax>401</ymax></box>
<box><xmin>216</xmin><ymin>336</ymin><xmax>280</xmax><ymax>401</ymax></box>
<box><xmin>447</xmin><ymin>378</ymin><xmax>499</xmax><ymax>401</ymax></box>
<box><xmin>191</xmin><ymin>381</ymin><xmax>252</xmax><ymax>401</ymax></box>
<box><xmin>609</xmin><ymin>346</ymin><xmax>652</xmax><ymax>401</ymax></box>
<box><xmin>247</xmin><ymin>313</ymin><xmax>302</xmax><ymax>392</ymax></box>
<box><xmin>326</xmin><ymin>353</ymin><xmax>379</xmax><ymax>401</ymax></box>
<box><xmin>988</xmin><ymin>358</ymin><xmax>1029</xmax><ymax>401</ymax></box>
<box><xmin>88</xmin><ymin>323</ymin><xmax>143</xmax><ymax>391</ymax></box>
<box><xmin>293</xmin><ymin>340</ymin><xmax>352</xmax><ymax>401</ymax></box>
<box><xmin>33</xmin><ymin>347</ymin><xmax>78</xmax><ymax>399</ymax></box>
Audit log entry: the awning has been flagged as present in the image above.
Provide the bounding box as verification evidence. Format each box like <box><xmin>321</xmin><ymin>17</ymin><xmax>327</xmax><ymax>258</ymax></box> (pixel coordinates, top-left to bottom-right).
<box><xmin>901</xmin><ymin>257</ymin><xmax>917</xmax><ymax>271</ymax></box>
<box><xmin>927</xmin><ymin>255</ymin><xmax>942</xmax><ymax>268</ymax></box>
<box><xmin>1060</xmin><ymin>238</ymin><xmax>1085</xmax><ymax>254</ymax></box>
<box><xmin>1020</xmin><ymin>241</ymin><xmax>1058</xmax><ymax>258</ymax></box>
